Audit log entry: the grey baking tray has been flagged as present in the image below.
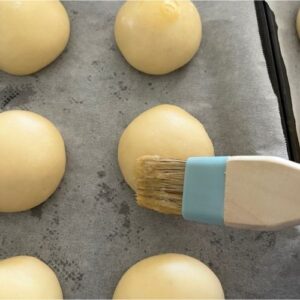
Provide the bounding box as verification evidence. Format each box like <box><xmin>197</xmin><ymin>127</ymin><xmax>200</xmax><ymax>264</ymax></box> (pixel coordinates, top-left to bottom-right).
<box><xmin>267</xmin><ymin>1</ymin><xmax>300</xmax><ymax>145</ymax></box>
<box><xmin>0</xmin><ymin>1</ymin><xmax>299</xmax><ymax>299</ymax></box>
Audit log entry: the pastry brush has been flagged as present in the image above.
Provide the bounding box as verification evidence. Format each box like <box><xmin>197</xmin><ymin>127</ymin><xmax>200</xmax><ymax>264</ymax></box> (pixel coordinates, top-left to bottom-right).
<box><xmin>136</xmin><ymin>155</ymin><xmax>300</xmax><ymax>230</ymax></box>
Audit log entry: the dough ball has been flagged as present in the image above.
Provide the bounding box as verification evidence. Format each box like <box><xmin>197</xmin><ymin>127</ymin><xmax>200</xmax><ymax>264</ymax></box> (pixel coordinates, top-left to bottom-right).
<box><xmin>115</xmin><ymin>0</ymin><xmax>202</xmax><ymax>75</ymax></box>
<box><xmin>118</xmin><ymin>104</ymin><xmax>214</xmax><ymax>190</ymax></box>
<box><xmin>0</xmin><ymin>0</ymin><xmax>70</xmax><ymax>75</ymax></box>
<box><xmin>297</xmin><ymin>9</ymin><xmax>300</xmax><ymax>39</ymax></box>
<box><xmin>0</xmin><ymin>110</ymin><xmax>66</xmax><ymax>212</ymax></box>
<box><xmin>0</xmin><ymin>256</ymin><xmax>63</xmax><ymax>299</ymax></box>
<box><xmin>113</xmin><ymin>253</ymin><xmax>224</xmax><ymax>299</ymax></box>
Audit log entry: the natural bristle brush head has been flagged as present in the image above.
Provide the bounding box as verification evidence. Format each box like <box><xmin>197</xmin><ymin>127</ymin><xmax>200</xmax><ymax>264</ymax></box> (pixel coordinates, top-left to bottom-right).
<box><xmin>136</xmin><ymin>155</ymin><xmax>185</xmax><ymax>215</ymax></box>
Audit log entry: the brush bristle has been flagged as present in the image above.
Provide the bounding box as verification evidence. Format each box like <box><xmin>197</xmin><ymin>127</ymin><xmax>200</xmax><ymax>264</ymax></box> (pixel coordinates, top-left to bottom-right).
<box><xmin>136</xmin><ymin>155</ymin><xmax>186</xmax><ymax>215</ymax></box>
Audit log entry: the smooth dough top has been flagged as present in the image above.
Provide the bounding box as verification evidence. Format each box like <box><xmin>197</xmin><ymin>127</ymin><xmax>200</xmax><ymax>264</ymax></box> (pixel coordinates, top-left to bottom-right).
<box><xmin>113</xmin><ymin>253</ymin><xmax>224</xmax><ymax>299</ymax></box>
<box><xmin>0</xmin><ymin>110</ymin><xmax>66</xmax><ymax>212</ymax></box>
<box><xmin>0</xmin><ymin>256</ymin><xmax>63</xmax><ymax>299</ymax></box>
<box><xmin>115</xmin><ymin>0</ymin><xmax>202</xmax><ymax>75</ymax></box>
<box><xmin>297</xmin><ymin>9</ymin><xmax>300</xmax><ymax>39</ymax></box>
<box><xmin>118</xmin><ymin>104</ymin><xmax>214</xmax><ymax>190</ymax></box>
<box><xmin>0</xmin><ymin>0</ymin><xmax>70</xmax><ymax>75</ymax></box>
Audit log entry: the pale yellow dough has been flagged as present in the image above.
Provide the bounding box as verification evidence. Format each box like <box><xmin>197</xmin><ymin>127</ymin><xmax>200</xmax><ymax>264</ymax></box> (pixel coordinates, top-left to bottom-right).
<box><xmin>0</xmin><ymin>110</ymin><xmax>66</xmax><ymax>212</ymax></box>
<box><xmin>0</xmin><ymin>256</ymin><xmax>63</xmax><ymax>299</ymax></box>
<box><xmin>115</xmin><ymin>0</ymin><xmax>202</xmax><ymax>75</ymax></box>
<box><xmin>0</xmin><ymin>0</ymin><xmax>70</xmax><ymax>75</ymax></box>
<box><xmin>297</xmin><ymin>9</ymin><xmax>300</xmax><ymax>39</ymax></box>
<box><xmin>113</xmin><ymin>253</ymin><xmax>224</xmax><ymax>299</ymax></box>
<box><xmin>118</xmin><ymin>104</ymin><xmax>214</xmax><ymax>190</ymax></box>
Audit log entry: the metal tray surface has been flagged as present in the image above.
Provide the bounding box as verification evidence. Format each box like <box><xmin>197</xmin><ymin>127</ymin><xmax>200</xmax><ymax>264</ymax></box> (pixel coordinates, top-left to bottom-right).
<box><xmin>268</xmin><ymin>1</ymin><xmax>300</xmax><ymax>142</ymax></box>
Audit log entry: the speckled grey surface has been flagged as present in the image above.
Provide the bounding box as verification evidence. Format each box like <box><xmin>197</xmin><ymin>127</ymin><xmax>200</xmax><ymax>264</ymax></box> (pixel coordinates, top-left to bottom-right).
<box><xmin>0</xmin><ymin>1</ymin><xmax>299</xmax><ymax>299</ymax></box>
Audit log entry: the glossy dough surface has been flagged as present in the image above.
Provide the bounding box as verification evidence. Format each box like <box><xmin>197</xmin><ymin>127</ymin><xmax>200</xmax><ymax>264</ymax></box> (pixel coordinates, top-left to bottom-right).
<box><xmin>0</xmin><ymin>256</ymin><xmax>63</xmax><ymax>299</ymax></box>
<box><xmin>0</xmin><ymin>0</ymin><xmax>70</xmax><ymax>75</ymax></box>
<box><xmin>297</xmin><ymin>9</ymin><xmax>300</xmax><ymax>39</ymax></box>
<box><xmin>118</xmin><ymin>104</ymin><xmax>214</xmax><ymax>190</ymax></box>
<box><xmin>115</xmin><ymin>0</ymin><xmax>202</xmax><ymax>75</ymax></box>
<box><xmin>0</xmin><ymin>110</ymin><xmax>66</xmax><ymax>212</ymax></box>
<box><xmin>113</xmin><ymin>253</ymin><xmax>224</xmax><ymax>299</ymax></box>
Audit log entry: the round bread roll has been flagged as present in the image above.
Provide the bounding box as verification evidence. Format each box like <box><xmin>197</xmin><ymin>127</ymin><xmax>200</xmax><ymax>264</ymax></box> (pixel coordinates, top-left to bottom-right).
<box><xmin>0</xmin><ymin>110</ymin><xmax>66</xmax><ymax>212</ymax></box>
<box><xmin>0</xmin><ymin>0</ymin><xmax>70</xmax><ymax>75</ymax></box>
<box><xmin>113</xmin><ymin>253</ymin><xmax>224</xmax><ymax>299</ymax></box>
<box><xmin>118</xmin><ymin>104</ymin><xmax>214</xmax><ymax>190</ymax></box>
<box><xmin>115</xmin><ymin>0</ymin><xmax>202</xmax><ymax>75</ymax></box>
<box><xmin>0</xmin><ymin>256</ymin><xmax>63</xmax><ymax>299</ymax></box>
<box><xmin>297</xmin><ymin>9</ymin><xmax>300</xmax><ymax>39</ymax></box>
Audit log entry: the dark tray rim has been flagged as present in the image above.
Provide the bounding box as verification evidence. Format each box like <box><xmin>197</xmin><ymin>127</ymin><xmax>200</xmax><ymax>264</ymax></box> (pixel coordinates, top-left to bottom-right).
<box><xmin>255</xmin><ymin>0</ymin><xmax>300</xmax><ymax>162</ymax></box>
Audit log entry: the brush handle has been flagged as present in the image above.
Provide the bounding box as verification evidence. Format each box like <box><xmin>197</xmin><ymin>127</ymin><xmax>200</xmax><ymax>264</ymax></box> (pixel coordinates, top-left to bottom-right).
<box><xmin>182</xmin><ymin>156</ymin><xmax>300</xmax><ymax>230</ymax></box>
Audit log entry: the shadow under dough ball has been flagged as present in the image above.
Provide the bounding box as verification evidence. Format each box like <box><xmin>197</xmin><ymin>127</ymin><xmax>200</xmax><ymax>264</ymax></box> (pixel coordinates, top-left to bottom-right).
<box><xmin>113</xmin><ymin>253</ymin><xmax>224</xmax><ymax>299</ymax></box>
<box><xmin>118</xmin><ymin>104</ymin><xmax>214</xmax><ymax>191</ymax></box>
<box><xmin>0</xmin><ymin>0</ymin><xmax>70</xmax><ymax>75</ymax></box>
<box><xmin>114</xmin><ymin>0</ymin><xmax>202</xmax><ymax>75</ymax></box>
<box><xmin>0</xmin><ymin>110</ymin><xmax>66</xmax><ymax>212</ymax></box>
<box><xmin>0</xmin><ymin>256</ymin><xmax>63</xmax><ymax>299</ymax></box>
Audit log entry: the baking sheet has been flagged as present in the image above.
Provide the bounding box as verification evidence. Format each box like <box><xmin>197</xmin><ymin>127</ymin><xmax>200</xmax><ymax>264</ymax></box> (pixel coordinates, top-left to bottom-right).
<box><xmin>267</xmin><ymin>1</ymin><xmax>300</xmax><ymax>140</ymax></box>
<box><xmin>0</xmin><ymin>1</ymin><xmax>299</xmax><ymax>298</ymax></box>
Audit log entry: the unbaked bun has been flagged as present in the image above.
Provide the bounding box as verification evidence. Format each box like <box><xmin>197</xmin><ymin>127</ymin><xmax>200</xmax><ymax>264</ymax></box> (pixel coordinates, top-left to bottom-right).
<box><xmin>118</xmin><ymin>104</ymin><xmax>214</xmax><ymax>190</ymax></box>
<box><xmin>113</xmin><ymin>253</ymin><xmax>224</xmax><ymax>299</ymax></box>
<box><xmin>0</xmin><ymin>256</ymin><xmax>63</xmax><ymax>299</ymax></box>
<box><xmin>0</xmin><ymin>110</ymin><xmax>66</xmax><ymax>212</ymax></box>
<box><xmin>115</xmin><ymin>0</ymin><xmax>202</xmax><ymax>75</ymax></box>
<box><xmin>0</xmin><ymin>0</ymin><xmax>70</xmax><ymax>75</ymax></box>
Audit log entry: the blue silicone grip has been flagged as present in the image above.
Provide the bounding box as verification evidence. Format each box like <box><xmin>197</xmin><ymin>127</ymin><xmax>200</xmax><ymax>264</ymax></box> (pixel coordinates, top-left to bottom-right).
<box><xmin>182</xmin><ymin>157</ymin><xmax>228</xmax><ymax>225</ymax></box>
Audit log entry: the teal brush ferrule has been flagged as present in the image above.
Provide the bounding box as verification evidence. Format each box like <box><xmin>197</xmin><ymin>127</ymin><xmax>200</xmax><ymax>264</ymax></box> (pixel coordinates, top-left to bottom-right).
<box><xmin>182</xmin><ymin>157</ymin><xmax>228</xmax><ymax>225</ymax></box>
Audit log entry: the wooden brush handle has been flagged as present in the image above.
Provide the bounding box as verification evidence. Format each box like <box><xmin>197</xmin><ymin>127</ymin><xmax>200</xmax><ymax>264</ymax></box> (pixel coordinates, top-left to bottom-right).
<box><xmin>224</xmin><ymin>156</ymin><xmax>300</xmax><ymax>230</ymax></box>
